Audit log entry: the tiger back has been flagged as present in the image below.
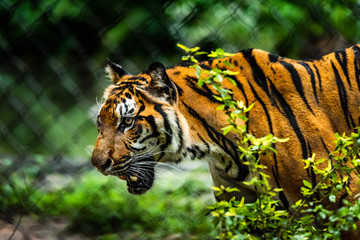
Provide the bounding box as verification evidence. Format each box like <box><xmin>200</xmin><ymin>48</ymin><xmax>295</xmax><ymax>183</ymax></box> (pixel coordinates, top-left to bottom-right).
<box><xmin>91</xmin><ymin>45</ymin><xmax>360</xmax><ymax>209</ymax></box>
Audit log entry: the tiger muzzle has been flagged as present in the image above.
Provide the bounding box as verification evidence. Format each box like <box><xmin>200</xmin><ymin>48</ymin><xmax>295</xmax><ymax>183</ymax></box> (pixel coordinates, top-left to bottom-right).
<box><xmin>92</xmin><ymin>150</ymin><xmax>155</xmax><ymax>195</ymax></box>
<box><xmin>91</xmin><ymin>150</ymin><xmax>113</xmax><ymax>175</ymax></box>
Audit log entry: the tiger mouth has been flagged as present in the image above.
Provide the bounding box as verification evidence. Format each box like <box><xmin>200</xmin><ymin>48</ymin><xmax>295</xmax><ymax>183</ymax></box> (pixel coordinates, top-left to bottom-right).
<box><xmin>114</xmin><ymin>159</ymin><xmax>155</xmax><ymax>195</ymax></box>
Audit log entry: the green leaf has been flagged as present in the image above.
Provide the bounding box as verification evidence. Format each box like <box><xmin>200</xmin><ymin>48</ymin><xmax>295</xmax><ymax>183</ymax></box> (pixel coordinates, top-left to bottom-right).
<box><xmin>213</xmin><ymin>95</ymin><xmax>223</xmax><ymax>102</ymax></box>
<box><xmin>195</xmin><ymin>65</ymin><xmax>202</xmax><ymax>78</ymax></box>
<box><xmin>273</xmin><ymin>188</ymin><xmax>283</xmax><ymax>192</ymax></box>
<box><xmin>190</xmin><ymin>56</ymin><xmax>198</xmax><ymax>63</ymax></box>
<box><xmin>216</xmin><ymin>105</ymin><xmax>225</xmax><ymax>111</ymax></box>
<box><xmin>195</xmin><ymin>51</ymin><xmax>208</xmax><ymax>55</ymax></box>
<box><xmin>224</xmin><ymin>187</ymin><xmax>240</xmax><ymax>193</ymax></box>
<box><xmin>315</xmin><ymin>158</ymin><xmax>326</xmax><ymax>165</ymax></box>
<box><xmin>329</xmin><ymin>195</ymin><xmax>336</xmax><ymax>203</ymax></box>
<box><xmin>189</xmin><ymin>46</ymin><xmax>200</xmax><ymax>52</ymax></box>
<box><xmin>295</xmin><ymin>199</ymin><xmax>303</xmax><ymax>206</ymax></box>
<box><xmin>226</xmin><ymin>77</ymin><xmax>237</xmax><ymax>86</ymax></box>
<box><xmin>244</xmin><ymin>102</ymin><xmax>255</xmax><ymax>113</ymax></box>
<box><xmin>222</xmin><ymin>125</ymin><xmax>234</xmax><ymax>135</ymax></box>
<box><xmin>303</xmin><ymin>180</ymin><xmax>312</xmax><ymax>189</ymax></box>
<box><xmin>211</xmin><ymin>186</ymin><xmax>221</xmax><ymax>192</ymax></box>
<box><xmin>319</xmin><ymin>211</ymin><xmax>327</xmax><ymax>219</ymax></box>
<box><xmin>177</xmin><ymin>43</ymin><xmax>190</xmax><ymax>52</ymax></box>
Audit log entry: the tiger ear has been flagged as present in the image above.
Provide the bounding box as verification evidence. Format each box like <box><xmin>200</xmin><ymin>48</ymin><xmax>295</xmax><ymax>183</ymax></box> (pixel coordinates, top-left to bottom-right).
<box><xmin>147</xmin><ymin>62</ymin><xmax>178</xmax><ymax>105</ymax></box>
<box><xmin>105</xmin><ymin>58</ymin><xmax>129</xmax><ymax>84</ymax></box>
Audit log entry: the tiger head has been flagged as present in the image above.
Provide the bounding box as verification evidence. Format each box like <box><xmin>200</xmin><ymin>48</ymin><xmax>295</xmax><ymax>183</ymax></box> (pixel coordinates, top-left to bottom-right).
<box><xmin>91</xmin><ymin>59</ymin><xmax>186</xmax><ymax>195</ymax></box>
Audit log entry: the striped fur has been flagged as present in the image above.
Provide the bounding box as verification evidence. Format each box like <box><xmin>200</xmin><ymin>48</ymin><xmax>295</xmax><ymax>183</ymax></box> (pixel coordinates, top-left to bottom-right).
<box><xmin>91</xmin><ymin>45</ymin><xmax>360</xmax><ymax>206</ymax></box>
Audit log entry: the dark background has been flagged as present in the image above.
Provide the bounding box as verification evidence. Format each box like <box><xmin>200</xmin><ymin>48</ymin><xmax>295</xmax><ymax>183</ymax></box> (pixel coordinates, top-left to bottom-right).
<box><xmin>1</xmin><ymin>0</ymin><xmax>360</xmax><ymax>239</ymax></box>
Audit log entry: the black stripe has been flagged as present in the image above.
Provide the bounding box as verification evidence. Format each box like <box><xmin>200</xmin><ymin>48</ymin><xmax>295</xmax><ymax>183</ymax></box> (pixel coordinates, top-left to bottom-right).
<box><xmin>320</xmin><ymin>138</ymin><xmax>330</xmax><ymax>155</ymax></box>
<box><xmin>272</xmin><ymin>144</ymin><xmax>280</xmax><ymax>181</ymax></box>
<box><xmin>199</xmin><ymin>63</ymin><xmax>212</xmax><ymax>70</ymax></box>
<box><xmin>175</xmin><ymin>112</ymin><xmax>183</xmax><ymax>153</ymax></box>
<box><xmin>248</xmin><ymin>82</ymin><xmax>274</xmax><ymax>134</ymax></box>
<box><xmin>269</xmin><ymin>81</ymin><xmax>309</xmax><ymax>160</ymax></box>
<box><xmin>119</xmin><ymin>81</ymin><xmax>147</xmax><ymax>86</ymax></box>
<box><xmin>123</xmin><ymin>101</ymin><xmax>128</xmax><ymax>113</ymax></box>
<box><xmin>198</xmin><ymin>134</ymin><xmax>210</xmax><ymax>153</ymax></box>
<box><xmin>186</xmin><ymin>146</ymin><xmax>198</xmax><ymax>160</ymax></box>
<box><xmin>307</xmin><ymin>141</ymin><xmax>317</xmax><ymax>189</ymax></box>
<box><xmin>272</xmin><ymin>167</ymin><xmax>289</xmax><ymax>209</ymax></box>
<box><xmin>214</xmin><ymin>194</ymin><xmax>221</xmax><ymax>202</ymax></box>
<box><xmin>352</xmin><ymin>45</ymin><xmax>360</xmax><ymax>91</ymax></box>
<box><xmin>110</xmin><ymin>86</ymin><xmax>125</xmax><ymax>94</ymax></box>
<box><xmin>339</xmin><ymin>188</ymin><xmax>349</xmax><ymax>207</ymax></box>
<box><xmin>335</xmin><ymin>49</ymin><xmax>352</xmax><ymax>89</ymax></box>
<box><xmin>268</xmin><ymin>53</ymin><xmax>279</xmax><ymax>62</ymax></box>
<box><xmin>226</xmin><ymin>75</ymin><xmax>249</xmax><ymax>107</ymax></box>
<box><xmin>183</xmin><ymin>101</ymin><xmax>249</xmax><ymax>180</ymax></box>
<box><xmin>313</xmin><ymin>64</ymin><xmax>322</xmax><ymax>91</ymax></box>
<box><xmin>137</xmin><ymin>100</ymin><xmax>145</xmax><ymax>115</ymax></box>
<box><xmin>138</xmin><ymin>115</ymin><xmax>160</xmax><ymax>143</ymax></box>
<box><xmin>172</xmin><ymin>81</ymin><xmax>184</xmax><ymax>96</ymax></box>
<box><xmin>233</xmin><ymin>59</ymin><xmax>239</xmax><ymax>67</ymax></box>
<box><xmin>154</xmin><ymin>104</ymin><xmax>172</xmax><ymax>160</ymax></box>
<box><xmin>242</xmin><ymin>49</ymin><xmax>272</xmax><ymax>100</ymax></box>
<box><xmin>137</xmin><ymin>124</ymin><xmax>143</xmax><ymax>134</ymax></box>
<box><xmin>125</xmin><ymin>92</ymin><xmax>131</xmax><ymax>99</ymax></box>
<box><xmin>308</xmin><ymin>139</ymin><xmax>320</xmax><ymax>200</ymax></box>
<box><xmin>225</xmin><ymin>161</ymin><xmax>233</xmax><ymax>173</ymax></box>
<box><xmin>279</xmin><ymin>61</ymin><xmax>314</xmax><ymax>114</ymax></box>
<box><xmin>298</xmin><ymin>62</ymin><xmax>319</xmax><ymax>103</ymax></box>
<box><xmin>331</xmin><ymin>61</ymin><xmax>355</xmax><ymax>129</ymax></box>
<box><xmin>123</xmin><ymin>141</ymin><xmax>131</xmax><ymax>151</ymax></box>
<box><xmin>128</xmin><ymin>76</ymin><xmax>148</xmax><ymax>83</ymax></box>
<box><xmin>279</xmin><ymin>192</ymin><xmax>290</xmax><ymax>209</ymax></box>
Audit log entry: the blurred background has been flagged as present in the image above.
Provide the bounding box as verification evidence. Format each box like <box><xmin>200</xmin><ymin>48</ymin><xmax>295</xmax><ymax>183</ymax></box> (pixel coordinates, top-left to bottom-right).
<box><xmin>1</xmin><ymin>0</ymin><xmax>360</xmax><ymax>239</ymax></box>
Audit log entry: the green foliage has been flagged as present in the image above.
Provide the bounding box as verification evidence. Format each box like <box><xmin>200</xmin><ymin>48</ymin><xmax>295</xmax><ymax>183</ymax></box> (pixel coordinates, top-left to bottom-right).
<box><xmin>0</xmin><ymin>157</ymin><xmax>214</xmax><ymax>238</ymax></box>
<box><xmin>0</xmin><ymin>155</ymin><xmax>48</xmax><ymax>217</ymax></box>
<box><xmin>179</xmin><ymin>44</ymin><xmax>360</xmax><ymax>239</ymax></box>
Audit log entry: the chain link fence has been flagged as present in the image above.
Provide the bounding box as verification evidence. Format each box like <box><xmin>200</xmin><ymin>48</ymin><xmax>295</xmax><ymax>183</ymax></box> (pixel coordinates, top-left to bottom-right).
<box><xmin>1</xmin><ymin>0</ymin><xmax>360</xmax><ymax>239</ymax></box>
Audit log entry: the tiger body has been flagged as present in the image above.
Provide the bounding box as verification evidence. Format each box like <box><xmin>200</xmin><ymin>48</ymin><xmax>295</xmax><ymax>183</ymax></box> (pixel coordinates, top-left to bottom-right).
<box><xmin>92</xmin><ymin>45</ymin><xmax>360</xmax><ymax>208</ymax></box>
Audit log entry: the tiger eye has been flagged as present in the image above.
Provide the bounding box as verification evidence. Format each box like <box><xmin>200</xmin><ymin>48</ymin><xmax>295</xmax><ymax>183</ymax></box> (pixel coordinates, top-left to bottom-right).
<box><xmin>123</xmin><ymin>117</ymin><xmax>133</xmax><ymax>125</ymax></box>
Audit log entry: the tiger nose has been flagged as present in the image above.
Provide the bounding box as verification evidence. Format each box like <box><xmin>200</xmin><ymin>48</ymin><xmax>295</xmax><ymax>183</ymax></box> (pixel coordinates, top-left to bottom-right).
<box><xmin>91</xmin><ymin>153</ymin><xmax>113</xmax><ymax>174</ymax></box>
<box><xmin>101</xmin><ymin>158</ymin><xmax>113</xmax><ymax>172</ymax></box>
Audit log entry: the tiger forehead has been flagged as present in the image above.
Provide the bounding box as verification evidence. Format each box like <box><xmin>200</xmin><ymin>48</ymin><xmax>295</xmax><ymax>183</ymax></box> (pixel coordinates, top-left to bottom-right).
<box><xmin>116</xmin><ymin>74</ymin><xmax>151</xmax><ymax>86</ymax></box>
<box><xmin>107</xmin><ymin>87</ymin><xmax>145</xmax><ymax>116</ymax></box>
<box><xmin>108</xmin><ymin>84</ymin><xmax>135</xmax><ymax>96</ymax></box>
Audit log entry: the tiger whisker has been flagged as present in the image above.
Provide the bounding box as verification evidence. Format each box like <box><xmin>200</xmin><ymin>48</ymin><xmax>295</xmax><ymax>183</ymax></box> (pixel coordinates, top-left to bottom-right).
<box><xmin>133</xmin><ymin>161</ymin><xmax>183</xmax><ymax>173</ymax></box>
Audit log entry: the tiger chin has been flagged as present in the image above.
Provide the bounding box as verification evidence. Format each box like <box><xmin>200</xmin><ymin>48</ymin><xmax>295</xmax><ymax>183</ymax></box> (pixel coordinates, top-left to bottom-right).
<box><xmin>92</xmin><ymin>45</ymin><xmax>360</xmax><ymax>210</ymax></box>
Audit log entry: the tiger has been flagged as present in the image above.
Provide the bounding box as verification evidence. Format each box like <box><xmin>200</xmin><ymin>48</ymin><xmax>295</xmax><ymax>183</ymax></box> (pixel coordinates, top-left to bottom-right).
<box><xmin>91</xmin><ymin>45</ymin><xmax>360</xmax><ymax>210</ymax></box>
